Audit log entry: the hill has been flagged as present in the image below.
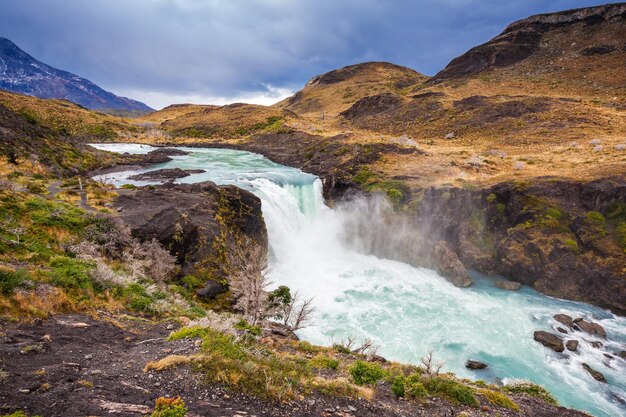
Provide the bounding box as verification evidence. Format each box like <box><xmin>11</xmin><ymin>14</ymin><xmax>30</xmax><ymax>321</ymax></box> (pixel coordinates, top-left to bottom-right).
<box><xmin>0</xmin><ymin>37</ymin><xmax>152</xmax><ymax>113</ymax></box>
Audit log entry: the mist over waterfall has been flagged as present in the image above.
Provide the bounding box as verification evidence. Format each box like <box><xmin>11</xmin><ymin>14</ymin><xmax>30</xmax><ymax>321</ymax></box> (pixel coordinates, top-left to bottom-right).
<box><xmin>91</xmin><ymin>143</ymin><xmax>626</xmax><ymax>417</ymax></box>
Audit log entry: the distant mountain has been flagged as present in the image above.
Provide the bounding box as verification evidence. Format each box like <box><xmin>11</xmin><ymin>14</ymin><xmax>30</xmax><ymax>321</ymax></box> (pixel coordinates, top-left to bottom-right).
<box><xmin>0</xmin><ymin>37</ymin><xmax>152</xmax><ymax>113</ymax></box>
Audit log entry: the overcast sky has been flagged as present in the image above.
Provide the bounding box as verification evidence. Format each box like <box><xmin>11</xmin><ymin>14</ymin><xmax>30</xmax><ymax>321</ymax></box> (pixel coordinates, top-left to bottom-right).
<box><xmin>0</xmin><ymin>0</ymin><xmax>609</xmax><ymax>109</ymax></box>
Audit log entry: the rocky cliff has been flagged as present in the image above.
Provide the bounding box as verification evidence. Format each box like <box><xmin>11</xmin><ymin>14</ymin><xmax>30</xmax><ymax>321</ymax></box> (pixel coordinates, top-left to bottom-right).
<box><xmin>114</xmin><ymin>181</ymin><xmax>268</xmax><ymax>300</ymax></box>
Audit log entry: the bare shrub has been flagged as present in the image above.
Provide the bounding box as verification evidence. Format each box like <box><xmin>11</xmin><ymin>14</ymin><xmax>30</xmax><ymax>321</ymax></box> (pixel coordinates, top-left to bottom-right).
<box><xmin>513</xmin><ymin>161</ymin><xmax>525</xmax><ymax>170</ymax></box>
<box><xmin>593</xmin><ymin>145</ymin><xmax>603</xmax><ymax>152</ymax></box>
<box><xmin>466</xmin><ymin>155</ymin><xmax>484</xmax><ymax>167</ymax></box>
<box><xmin>487</xmin><ymin>149</ymin><xmax>507</xmax><ymax>158</ymax></box>
<box><xmin>420</xmin><ymin>350</ymin><xmax>446</xmax><ymax>376</ymax></box>
<box><xmin>615</xmin><ymin>144</ymin><xmax>626</xmax><ymax>151</ymax></box>
<box><xmin>589</xmin><ymin>139</ymin><xmax>602</xmax><ymax>146</ymax></box>
<box><xmin>229</xmin><ymin>237</ymin><xmax>268</xmax><ymax>325</ymax></box>
<box><xmin>186</xmin><ymin>310</ymin><xmax>241</xmax><ymax>336</ymax></box>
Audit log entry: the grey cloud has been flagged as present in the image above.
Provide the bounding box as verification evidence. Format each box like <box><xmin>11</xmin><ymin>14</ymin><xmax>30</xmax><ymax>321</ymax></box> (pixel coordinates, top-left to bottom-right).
<box><xmin>0</xmin><ymin>0</ymin><xmax>608</xmax><ymax>107</ymax></box>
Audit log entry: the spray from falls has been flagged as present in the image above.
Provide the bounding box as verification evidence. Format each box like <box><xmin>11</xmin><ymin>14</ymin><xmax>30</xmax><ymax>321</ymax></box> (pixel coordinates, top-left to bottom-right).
<box><xmin>92</xmin><ymin>143</ymin><xmax>626</xmax><ymax>417</ymax></box>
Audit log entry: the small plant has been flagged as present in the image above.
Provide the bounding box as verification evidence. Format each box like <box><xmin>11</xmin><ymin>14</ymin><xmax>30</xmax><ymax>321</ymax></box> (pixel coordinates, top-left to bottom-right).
<box><xmin>391</xmin><ymin>375</ymin><xmax>405</xmax><ymax>398</ymax></box>
<box><xmin>150</xmin><ymin>397</ymin><xmax>188</xmax><ymax>417</ymax></box>
<box><xmin>349</xmin><ymin>360</ymin><xmax>384</xmax><ymax>386</ymax></box>
<box><xmin>424</xmin><ymin>376</ymin><xmax>477</xmax><ymax>406</ymax></box>
<box><xmin>563</xmin><ymin>238</ymin><xmax>579</xmax><ymax>252</ymax></box>
<box><xmin>0</xmin><ymin>269</ymin><xmax>27</xmax><ymax>295</ymax></box>
<box><xmin>310</xmin><ymin>354</ymin><xmax>339</xmax><ymax>370</ymax></box>
<box><xmin>404</xmin><ymin>373</ymin><xmax>428</xmax><ymax>399</ymax></box>
<box><xmin>235</xmin><ymin>319</ymin><xmax>261</xmax><ymax>336</ymax></box>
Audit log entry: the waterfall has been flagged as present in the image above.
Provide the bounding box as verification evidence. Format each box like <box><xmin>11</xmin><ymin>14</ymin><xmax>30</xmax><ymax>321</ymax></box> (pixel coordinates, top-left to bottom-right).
<box><xmin>91</xmin><ymin>143</ymin><xmax>626</xmax><ymax>417</ymax></box>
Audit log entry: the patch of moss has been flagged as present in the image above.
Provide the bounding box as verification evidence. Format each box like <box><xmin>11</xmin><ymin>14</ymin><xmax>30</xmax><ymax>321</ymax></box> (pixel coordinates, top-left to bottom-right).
<box><xmin>310</xmin><ymin>354</ymin><xmax>340</xmax><ymax>370</ymax></box>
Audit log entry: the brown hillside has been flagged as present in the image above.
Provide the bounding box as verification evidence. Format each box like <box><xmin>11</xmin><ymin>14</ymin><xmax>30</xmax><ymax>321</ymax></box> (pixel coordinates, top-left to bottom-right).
<box><xmin>139</xmin><ymin>103</ymin><xmax>218</xmax><ymax>125</ymax></box>
<box><xmin>160</xmin><ymin>102</ymin><xmax>295</xmax><ymax>139</ymax></box>
<box><xmin>275</xmin><ymin>62</ymin><xmax>428</xmax><ymax>118</ymax></box>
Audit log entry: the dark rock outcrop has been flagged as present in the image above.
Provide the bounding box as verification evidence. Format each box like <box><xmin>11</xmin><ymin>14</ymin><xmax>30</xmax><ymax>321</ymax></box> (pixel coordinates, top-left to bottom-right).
<box><xmin>565</xmin><ymin>340</ymin><xmax>579</xmax><ymax>352</ymax></box>
<box><xmin>114</xmin><ymin>181</ymin><xmax>267</xmax><ymax>295</ymax></box>
<box><xmin>582</xmin><ymin>363</ymin><xmax>607</xmax><ymax>383</ymax></box>
<box><xmin>466</xmin><ymin>360</ymin><xmax>488</xmax><ymax>370</ymax></box>
<box><xmin>534</xmin><ymin>331</ymin><xmax>564</xmax><ymax>352</ymax></box>
<box><xmin>431</xmin><ymin>3</ymin><xmax>626</xmax><ymax>81</ymax></box>
<box><xmin>128</xmin><ymin>168</ymin><xmax>205</xmax><ymax>181</ymax></box>
<box><xmin>340</xmin><ymin>93</ymin><xmax>404</xmax><ymax>119</ymax></box>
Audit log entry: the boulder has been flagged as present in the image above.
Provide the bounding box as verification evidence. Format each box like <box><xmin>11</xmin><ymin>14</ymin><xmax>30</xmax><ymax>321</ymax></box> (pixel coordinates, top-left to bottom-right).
<box><xmin>573</xmin><ymin>318</ymin><xmax>606</xmax><ymax>338</ymax></box>
<box><xmin>534</xmin><ymin>331</ymin><xmax>564</xmax><ymax>352</ymax></box>
<box><xmin>432</xmin><ymin>241</ymin><xmax>472</xmax><ymax>287</ymax></box>
<box><xmin>495</xmin><ymin>278</ymin><xmax>521</xmax><ymax>291</ymax></box>
<box><xmin>619</xmin><ymin>350</ymin><xmax>626</xmax><ymax>360</ymax></box>
<box><xmin>582</xmin><ymin>363</ymin><xmax>607</xmax><ymax>383</ymax></box>
<box><xmin>557</xmin><ymin>327</ymin><xmax>568</xmax><ymax>334</ymax></box>
<box><xmin>590</xmin><ymin>341</ymin><xmax>603</xmax><ymax>349</ymax></box>
<box><xmin>466</xmin><ymin>360</ymin><xmax>488</xmax><ymax>370</ymax></box>
<box><xmin>553</xmin><ymin>314</ymin><xmax>574</xmax><ymax>328</ymax></box>
<box><xmin>565</xmin><ymin>340</ymin><xmax>579</xmax><ymax>352</ymax></box>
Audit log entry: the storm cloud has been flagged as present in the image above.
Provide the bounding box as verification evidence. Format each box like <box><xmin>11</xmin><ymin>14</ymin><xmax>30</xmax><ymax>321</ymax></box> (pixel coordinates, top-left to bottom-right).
<box><xmin>0</xmin><ymin>0</ymin><xmax>608</xmax><ymax>108</ymax></box>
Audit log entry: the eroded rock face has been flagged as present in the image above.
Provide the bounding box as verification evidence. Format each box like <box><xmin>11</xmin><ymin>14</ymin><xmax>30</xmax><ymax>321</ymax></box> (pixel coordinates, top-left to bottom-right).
<box><xmin>495</xmin><ymin>278</ymin><xmax>521</xmax><ymax>291</ymax></box>
<box><xmin>432</xmin><ymin>241</ymin><xmax>472</xmax><ymax>287</ymax></box>
<box><xmin>534</xmin><ymin>331</ymin><xmax>564</xmax><ymax>352</ymax></box>
<box><xmin>114</xmin><ymin>181</ymin><xmax>268</xmax><ymax>297</ymax></box>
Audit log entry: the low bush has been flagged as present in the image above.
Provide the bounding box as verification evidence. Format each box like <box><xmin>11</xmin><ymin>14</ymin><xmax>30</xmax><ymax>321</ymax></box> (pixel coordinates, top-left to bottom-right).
<box><xmin>404</xmin><ymin>374</ymin><xmax>428</xmax><ymax>399</ymax></box>
<box><xmin>391</xmin><ymin>376</ymin><xmax>405</xmax><ymax>398</ymax></box>
<box><xmin>349</xmin><ymin>360</ymin><xmax>384</xmax><ymax>386</ymax></box>
<box><xmin>423</xmin><ymin>376</ymin><xmax>477</xmax><ymax>406</ymax></box>
<box><xmin>480</xmin><ymin>389</ymin><xmax>520</xmax><ymax>411</ymax></box>
<box><xmin>0</xmin><ymin>269</ymin><xmax>27</xmax><ymax>295</ymax></box>
<box><xmin>503</xmin><ymin>382</ymin><xmax>558</xmax><ymax>405</ymax></box>
<box><xmin>310</xmin><ymin>354</ymin><xmax>339</xmax><ymax>370</ymax></box>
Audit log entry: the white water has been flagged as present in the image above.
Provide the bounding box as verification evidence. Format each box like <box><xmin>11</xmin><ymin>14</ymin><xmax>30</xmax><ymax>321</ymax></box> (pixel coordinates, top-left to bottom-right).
<box><xmin>92</xmin><ymin>144</ymin><xmax>626</xmax><ymax>417</ymax></box>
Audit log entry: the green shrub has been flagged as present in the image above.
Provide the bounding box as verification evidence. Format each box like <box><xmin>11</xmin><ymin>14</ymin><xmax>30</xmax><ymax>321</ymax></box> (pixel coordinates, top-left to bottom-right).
<box><xmin>49</xmin><ymin>257</ymin><xmax>93</xmax><ymax>289</ymax></box>
<box><xmin>120</xmin><ymin>184</ymin><xmax>137</xmax><ymax>190</ymax></box>
<box><xmin>391</xmin><ymin>376</ymin><xmax>405</xmax><ymax>398</ymax></box>
<box><xmin>310</xmin><ymin>354</ymin><xmax>339</xmax><ymax>370</ymax></box>
<box><xmin>168</xmin><ymin>326</ymin><xmax>208</xmax><ymax>341</ymax></box>
<box><xmin>424</xmin><ymin>377</ymin><xmax>477</xmax><ymax>406</ymax></box>
<box><xmin>405</xmin><ymin>374</ymin><xmax>428</xmax><ymax>399</ymax></box>
<box><xmin>235</xmin><ymin>319</ymin><xmax>261</xmax><ymax>336</ymax></box>
<box><xmin>353</xmin><ymin>167</ymin><xmax>376</xmax><ymax>184</ymax></box>
<box><xmin>349</xmin><ymin>361</ymin><xmax>384</xmax><ymax>386</ymax></box>
<box><xmin>480</xmin><ymin>389</ymin><xmax>520</xmax><ymax>411</ymax></box>
<box><xmin>298</xmin><ymin>341</ymin><xmax>320</xmax><ymax>354</ymax></box>
<box><xmin>0</xmin><ymin>269</ymin><xmax>27</xmax><ymax>295</ymax></box>
<box><xmin>332</xmin><ymin>343</ymin><xmax>352</xmax><ymax>354</ymax></box>
<box><xmin>503</xmin><ymin>382</ymin><xmax>558</xmax><ymax>405</ymax></box>
<box><xmin>150</xmin><ymin>397</ymin><xmax>187</xmax><ymax>417</ymax></box>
